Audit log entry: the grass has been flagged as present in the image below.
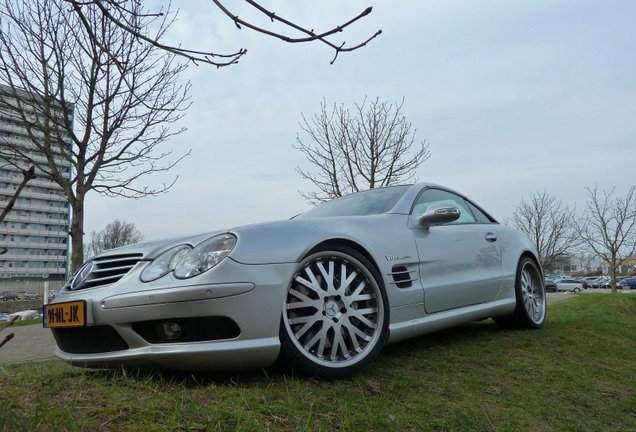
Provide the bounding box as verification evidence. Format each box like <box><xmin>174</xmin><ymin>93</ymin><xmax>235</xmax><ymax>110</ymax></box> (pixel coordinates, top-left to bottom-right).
<box><xmin>1</xmin><ymin>294</ymin><xmax>635</xmax><ymax>431</ymax></box>
<box><xmin>9</xmin><ymin>318</ymin><xmax>42</xmax><ymax>328</ymax></box>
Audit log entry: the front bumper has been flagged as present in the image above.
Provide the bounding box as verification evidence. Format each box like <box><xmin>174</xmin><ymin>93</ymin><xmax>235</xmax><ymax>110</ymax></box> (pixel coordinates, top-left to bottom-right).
<box><xmin>49</xmin><ymin>259</ymin><xmax>297</xmax><ymax>371</ymax></box>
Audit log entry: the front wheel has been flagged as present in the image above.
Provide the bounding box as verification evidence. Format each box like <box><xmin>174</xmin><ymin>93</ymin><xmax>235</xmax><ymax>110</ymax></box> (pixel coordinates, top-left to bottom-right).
<box><xmin>279</xmin><ymin>246</ymin><xmax>389</xmax><ymax>378</ymax></box>
<box><xmin>494</xmin><ymin>257</ymin><xmax>546</xmax><ymax>329</ymax></box>
<box><xmin>574</xmin><ymin>287</ymin><xmax>581</xmax><ymax>293</ymax></box>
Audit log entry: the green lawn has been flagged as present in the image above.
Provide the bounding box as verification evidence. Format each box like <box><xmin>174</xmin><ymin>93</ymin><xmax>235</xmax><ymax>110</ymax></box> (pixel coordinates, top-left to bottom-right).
<box><xmin>1</xmin><ymin>294</ymin><xmax>635</xmax><ymax>431</ymax></box>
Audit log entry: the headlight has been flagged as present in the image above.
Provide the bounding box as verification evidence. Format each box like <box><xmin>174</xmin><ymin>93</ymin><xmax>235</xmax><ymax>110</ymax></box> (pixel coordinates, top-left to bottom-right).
<box><xmin>141</xmin><ymin>245</ymin><xmax>192</xmax><ymax>282</ymax></box>
<box><xmin>174</xmin><ymin>234</ymin><xmax>236</xmax><ymax>279</ymax></box>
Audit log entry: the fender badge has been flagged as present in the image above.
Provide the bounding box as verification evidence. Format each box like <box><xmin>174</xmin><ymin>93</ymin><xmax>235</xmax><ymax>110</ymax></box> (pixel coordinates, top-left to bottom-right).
<box><xmin>385</xmin><ymin>255</ymin><xmax>412</xmax><ymax>261</ymax></box>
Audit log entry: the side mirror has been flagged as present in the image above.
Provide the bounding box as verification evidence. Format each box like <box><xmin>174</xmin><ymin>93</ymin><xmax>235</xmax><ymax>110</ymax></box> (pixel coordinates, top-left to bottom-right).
<box><xmin>418</xmin><ymin>203</ymin><xmax>461</xmax><ymax>228</ymax></box>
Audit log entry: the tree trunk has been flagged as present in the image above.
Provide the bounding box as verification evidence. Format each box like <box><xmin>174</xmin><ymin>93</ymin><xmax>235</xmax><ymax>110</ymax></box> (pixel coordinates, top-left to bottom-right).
<box><xmin>69</xmin><ymin>198</ymin><xmax>85</xmax><ymax>274</ymax></box>
<box><xmin>610</xmin><ymin>253</ymin><xmax>618</xmax><ymax>294</ymax></box>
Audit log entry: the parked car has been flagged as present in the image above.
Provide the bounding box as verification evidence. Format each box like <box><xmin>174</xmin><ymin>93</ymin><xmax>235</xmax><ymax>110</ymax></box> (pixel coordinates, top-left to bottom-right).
<box><xmin>590</xmin><ymin>277</ymin><xmax>609</xmax><ymax>288</ymax></box>
<box><xmin>18</xmin><ymin>291</ymin><xmax>40</xmax><ymax>300</ymax></box>
<box><xmin>544</xmin><ymin>278</ymin><xmax>557</xmax><ymax>293</ymax></box>
<box><xmin>616</xmin><ymin>278</ymin><xmax>636</xmax><ymax>290</ymax></box>
<box><xmin>1</xmin><ymin>291</ymin><xmax>18</xmax><ymax>301</ymax></box>
<box><xmin>556</xmin><ymin>278</ymin><xmax>585</xmax><ymax>293</ymax></box>
<box><xmin>45</xmin><ymin>183</ymin><xmax>546</xmax><ymax>378</ymax></box>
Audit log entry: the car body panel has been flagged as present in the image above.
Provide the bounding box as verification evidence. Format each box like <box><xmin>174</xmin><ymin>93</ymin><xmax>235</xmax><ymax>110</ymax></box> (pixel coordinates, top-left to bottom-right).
<box><xmin>410</xmin><ymin>223</ymin><xmax>504</xmax><ymax>313</ymax></box>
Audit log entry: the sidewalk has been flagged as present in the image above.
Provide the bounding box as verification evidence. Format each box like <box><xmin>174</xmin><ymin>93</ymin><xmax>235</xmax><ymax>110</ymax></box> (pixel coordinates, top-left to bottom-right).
<box><xmin>0</xmin><ymin>323</ymin><xmax>56</xmax><ymax>364</ymax></box>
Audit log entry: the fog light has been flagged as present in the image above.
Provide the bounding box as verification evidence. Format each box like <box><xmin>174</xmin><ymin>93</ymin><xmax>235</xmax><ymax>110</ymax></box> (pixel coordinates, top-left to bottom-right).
<box><xmin>156</xmin><ymin>321</ymin><xmax>182</xmax><ymax>341</ymax></box>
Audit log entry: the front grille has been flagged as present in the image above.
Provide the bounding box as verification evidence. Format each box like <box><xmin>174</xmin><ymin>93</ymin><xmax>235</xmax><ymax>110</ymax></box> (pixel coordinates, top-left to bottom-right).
<box><xmin>67</xmin><ymin>254</ymin><xmax>143</xmax><ymax>290</ymax></box>
<box><xmin>52</xmin><ymin>326</ymin><xmax>129</xmax><ymax>354</ymax></box>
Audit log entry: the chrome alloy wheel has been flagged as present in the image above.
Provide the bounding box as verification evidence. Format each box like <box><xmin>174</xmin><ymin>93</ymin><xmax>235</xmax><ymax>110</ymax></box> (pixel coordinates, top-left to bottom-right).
<box><xmin>283</xmin><ymin>250</ymin><xmax>387</xmax><ymax>370</ymax></box>
<box><xmin>519</xmin><ymin>260</ymin><xmax>546</xmax><ymax>325</ymax></box>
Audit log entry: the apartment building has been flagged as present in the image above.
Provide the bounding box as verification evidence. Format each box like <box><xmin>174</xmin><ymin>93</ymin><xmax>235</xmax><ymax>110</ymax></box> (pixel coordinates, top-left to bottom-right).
<box><xmin>0</xmin><ymin>84</ymin><xmax>71</xmax><ymax>281</ymax></box>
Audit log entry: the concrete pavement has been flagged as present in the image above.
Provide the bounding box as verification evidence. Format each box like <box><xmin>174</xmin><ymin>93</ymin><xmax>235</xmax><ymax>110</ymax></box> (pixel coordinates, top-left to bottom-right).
<box><xmin>0</xmin><ymin>323</ymin><xmax>56</xmax><ymax>364</ymax></box>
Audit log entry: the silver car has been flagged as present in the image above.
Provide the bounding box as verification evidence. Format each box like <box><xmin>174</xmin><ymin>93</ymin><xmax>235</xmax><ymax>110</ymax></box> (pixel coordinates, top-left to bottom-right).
<box><xmin>556</xmin><ymin>278</ymin><xmax>585</xmax><ymax>293</ymax></box>
<box><xmin>45</xmin><ymin>183</ymin><xmax>546</xmax><ymax>378</ymax></box>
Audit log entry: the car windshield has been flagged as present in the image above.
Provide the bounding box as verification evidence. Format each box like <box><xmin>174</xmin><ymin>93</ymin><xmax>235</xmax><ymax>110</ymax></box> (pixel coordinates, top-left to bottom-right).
<box><xmin>297</xmin><ymin>185</ymin><xmax>411</xmax><ymax>218</ymax></box>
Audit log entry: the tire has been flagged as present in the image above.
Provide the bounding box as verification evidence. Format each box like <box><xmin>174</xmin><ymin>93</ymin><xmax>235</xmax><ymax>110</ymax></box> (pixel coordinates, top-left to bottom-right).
<box><xmin>279</xmin><ymin>245</ymin><xmax>389</xmax><ymax>379</ymax></box>
<box><xmin>494</xmin><ymin>257</ymin><xmax>546</xmax><ymax>329</ymax></box>
<box><xmin>574</xmin><ymin>287</ymin><xmax>580</xmax><ymax>293</ymax></box>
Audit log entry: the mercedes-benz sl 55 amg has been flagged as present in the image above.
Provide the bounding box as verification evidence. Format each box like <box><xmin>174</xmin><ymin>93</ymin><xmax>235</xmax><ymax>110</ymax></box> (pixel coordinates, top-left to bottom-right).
<box><xmin>45</xmin><ymin>183</ymin><xmax>546</xmax><ymax>378</ymax></box>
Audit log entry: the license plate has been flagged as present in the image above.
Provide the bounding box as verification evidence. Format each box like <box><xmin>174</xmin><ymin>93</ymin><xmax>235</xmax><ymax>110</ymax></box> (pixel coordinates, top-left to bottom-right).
<box><xmin>43</xmin><ymin>300</ymin><xmax>86</xmax><ymax>328</ymax></box>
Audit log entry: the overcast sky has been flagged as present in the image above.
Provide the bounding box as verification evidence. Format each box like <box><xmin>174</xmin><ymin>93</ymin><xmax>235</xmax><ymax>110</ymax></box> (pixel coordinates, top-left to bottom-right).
<box><xmin>84</xmin><ymin>0</ymin><xmax>636</xmax><ymax>241</ymax></box>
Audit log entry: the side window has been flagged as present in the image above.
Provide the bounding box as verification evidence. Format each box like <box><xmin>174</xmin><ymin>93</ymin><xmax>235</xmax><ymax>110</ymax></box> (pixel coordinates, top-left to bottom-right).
<box><xmin>413</xmin><ymin>189</ymin><xmax>476</xmax><ymax>224</ymax></box>
<box><xmin>466</xmin><ymin>201</ymin><xmax>493</xmax><ymax>223</ymax></box>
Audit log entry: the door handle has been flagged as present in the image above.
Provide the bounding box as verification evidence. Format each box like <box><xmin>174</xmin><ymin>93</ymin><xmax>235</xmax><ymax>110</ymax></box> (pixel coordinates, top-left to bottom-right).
<box><xmin>485</xmin><ymin>233</ymin><xmax>497</xmax><ymax>242</ymax></box>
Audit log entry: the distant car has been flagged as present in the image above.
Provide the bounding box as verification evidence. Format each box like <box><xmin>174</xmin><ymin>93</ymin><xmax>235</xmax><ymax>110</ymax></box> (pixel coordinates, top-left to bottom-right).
<box><xmin>48</xmin><ymin>290</ymin><xmax>59</xmax><ymax>299</ymax></box>
<box><xmin>556</xmin><ymin>279</ymin><xmax>585</xmax><ymax>293</ymax></box>
<box><xmin>544</xmin><ymin>278</ymin><xmax>557</xmax><ymax>293</ymax></box>
<box><xmin>19</xmin><ymin>291</ymin><xmax>40</xmax><ymax>300</ymax></box>
<box><xmin>617</xmin><ymin>278</ymin><xmax>636</xmax><ymax>290</ymax></box>
<box><xmin>590</xmin><ymin>277</ymin><xmax>608</xmax><ymax>288</ymax></box>
<box><xmin>1</xmin><ymin>291</ymin><xmax>18</xmax><ymax>301</ymax></box>
<box><xmin>45</xmin><ymin>182</ymin><xmax>547</xmax><ymax>378</ymax></box>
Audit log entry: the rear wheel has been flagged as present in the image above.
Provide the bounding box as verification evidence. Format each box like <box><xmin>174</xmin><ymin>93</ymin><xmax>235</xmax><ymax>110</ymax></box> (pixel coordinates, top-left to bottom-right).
<box><xmin>279</xmin><ymin>246</ymin><xmax>389</xmax><ymax>378</ymax></box>
<box><xmin>494</xmin><ymin>257</ymin><xmax>546</xmax><ymax>329</ymax></box>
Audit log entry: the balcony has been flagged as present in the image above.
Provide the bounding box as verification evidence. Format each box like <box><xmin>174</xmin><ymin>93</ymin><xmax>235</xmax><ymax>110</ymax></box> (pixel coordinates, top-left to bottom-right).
<box><xmin>0</xmin><ymin>253</ymin><xmax>66</xmax><ymax>263</ymax></box>
<box><xmin>0</xmin><ymin>239</ymin><xmax>68</xmax><ymax>249</ymax></box>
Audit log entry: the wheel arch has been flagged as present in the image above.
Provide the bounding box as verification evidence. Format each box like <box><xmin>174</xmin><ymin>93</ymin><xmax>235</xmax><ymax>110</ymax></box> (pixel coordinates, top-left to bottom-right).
<box><xmin>305</xmin><ymin>239</ymin><xmax>382</xmax><ymax>282</ymax></box>
<box><xmin>519</xmin><ymin>250</ymin><xmax>543</xmax><ymax>277</ymax></box>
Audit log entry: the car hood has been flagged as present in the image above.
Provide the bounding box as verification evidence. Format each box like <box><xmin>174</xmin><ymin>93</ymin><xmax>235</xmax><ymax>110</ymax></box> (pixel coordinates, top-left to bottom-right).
<box><xmin>94</xmin><ymin>229</ymin><xmax>230</xmax><ymax>260</ymax></box>
<box><xmin>90</xmin><ymin>214</ymin><xmax>407</xmax><ymax>266</ymax></box>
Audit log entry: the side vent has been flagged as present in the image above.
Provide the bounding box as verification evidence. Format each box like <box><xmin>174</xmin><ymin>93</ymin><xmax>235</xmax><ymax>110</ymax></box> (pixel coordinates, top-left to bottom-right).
<box><xmin>389</xmin><ymin>265</ymin><xmax>416</xmax><ymax>288</ymax></box>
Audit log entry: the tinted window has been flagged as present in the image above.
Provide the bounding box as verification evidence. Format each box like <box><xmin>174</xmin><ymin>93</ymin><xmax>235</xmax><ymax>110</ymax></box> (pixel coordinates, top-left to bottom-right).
<box><xmin>466</xmin><ymin>201</ymin><xmax>494</xmax><ymax>223</ymax></box>
<box><xmin>297</xmin><ymin>185</ymin><xmax>411</xmax><ymax>218</ymax></box>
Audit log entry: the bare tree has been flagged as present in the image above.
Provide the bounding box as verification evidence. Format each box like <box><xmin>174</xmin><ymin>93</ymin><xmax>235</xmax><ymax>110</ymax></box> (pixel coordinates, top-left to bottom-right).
<box><xmin>295</xmin><ymin>97</ymin><xmax>430</xmax><ymax>205</ymax></box>
<box><xmin>575</xmin><ymin>185</ymin><xmax>636</xmax><ymax>293</ymax></box>
<box><xmin>64</xmin><ymin>1</ymin><xmax>382</xmax><ymax>66</ymax></box>
<box><xmin>0</xmin><ymin>0</ymin><xmax>190</xmax><ymax>272</ymax></box>
<box><xmin>85</xmin><ymin>219</ymin><xmax>143</xmax><ymax>259</ymax></box>
<box><xmin>506</xmin><ymin>191</ymin><xmax>580</xmax><ymax>272</ymax></box>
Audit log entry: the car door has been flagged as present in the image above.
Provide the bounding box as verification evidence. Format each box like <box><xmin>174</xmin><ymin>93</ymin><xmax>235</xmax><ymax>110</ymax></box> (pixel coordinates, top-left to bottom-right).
<box><xmin>409</xmin><ymin>188</ymin><xmax>504</xmax><ymax>314</ymax></box>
